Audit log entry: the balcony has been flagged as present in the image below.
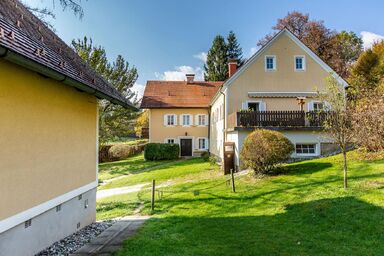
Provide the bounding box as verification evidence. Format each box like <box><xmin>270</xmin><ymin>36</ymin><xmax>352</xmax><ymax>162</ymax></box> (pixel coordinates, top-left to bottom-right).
<box><xmin>227</xmin><ymin>111</ymin><xmax>327</xmax><ymax>130</ymax></box>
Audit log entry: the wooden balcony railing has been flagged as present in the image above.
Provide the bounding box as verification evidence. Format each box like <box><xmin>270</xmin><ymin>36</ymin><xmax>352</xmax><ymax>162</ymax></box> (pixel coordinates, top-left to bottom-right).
<box><xmin>228</xmin><ymin>111</ymin><xmax>327</xmax><ymax>128</ymax></box>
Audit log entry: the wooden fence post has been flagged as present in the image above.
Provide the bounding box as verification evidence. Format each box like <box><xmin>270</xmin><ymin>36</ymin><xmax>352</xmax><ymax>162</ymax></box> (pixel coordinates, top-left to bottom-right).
<box><xmin>151</xmin><ymin>179</ymin><xmax>155</xmax><ymax>211</ymax></box>
<box><xmin>230</xmin><ymin>169</ymin><xmax>236</xmax><ymax>193</ymax></box>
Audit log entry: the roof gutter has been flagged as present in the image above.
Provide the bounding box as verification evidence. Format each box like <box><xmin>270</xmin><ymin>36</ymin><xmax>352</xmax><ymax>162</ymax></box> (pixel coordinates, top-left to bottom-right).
<box><xmin>0</xmin><ymin>45</ymin><xmax>137</xmax><ymax>110</ymax></box>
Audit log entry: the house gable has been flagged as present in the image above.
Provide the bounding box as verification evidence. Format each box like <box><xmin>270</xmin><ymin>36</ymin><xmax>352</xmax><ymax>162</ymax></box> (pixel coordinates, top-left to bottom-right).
<box><xmin>223</xmin><ymin>29</ymin><xmax>348</xmax><ymax>114</ymax></box>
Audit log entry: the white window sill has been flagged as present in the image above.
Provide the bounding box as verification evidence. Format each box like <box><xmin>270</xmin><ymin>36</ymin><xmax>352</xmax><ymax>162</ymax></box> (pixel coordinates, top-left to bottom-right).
<box><xmin>294</xmin><ymin>69</ymin><xmax>306</xmax><ymax>72</ymax></box>
<box><xmin>165</xmin><ymin>125</ymin><xmax>176</xmax><ymax>127</ymax></box>
<box><xmin>296</xmin><ymin>153</ymin><xmax>318</xmax><ymax>157</ymax></box>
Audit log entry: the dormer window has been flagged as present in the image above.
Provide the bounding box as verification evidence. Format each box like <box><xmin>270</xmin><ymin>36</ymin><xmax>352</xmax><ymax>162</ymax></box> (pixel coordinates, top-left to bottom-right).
<box><xmin>265</xmin><ymin>56</ymin><xmax>276</xmax><ymax>71</ymax></box>
<box><xmin>295</xmin><ymin>56</ymin><xmax>306</xmax><ymax>71</ymax></box>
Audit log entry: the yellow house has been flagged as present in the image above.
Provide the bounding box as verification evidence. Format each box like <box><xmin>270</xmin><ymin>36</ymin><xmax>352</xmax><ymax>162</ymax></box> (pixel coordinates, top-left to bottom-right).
<box><xmin>210</xmin><ymin>28</ymin><xmax>348</xmax><ymax>168</ymax></box>
<box><xmin>141</xmin><ymin>76</ymin><xmax>223</xmax><ymax>156</ymax></box>
<box><xmin>142</xmin><ymin>29</ymin><xmax>346</xmax><ymax>166</ymax></box>
<box><xmin>0</xmin><ymin>1</ymin><xmax>135</xmax><ymax>255</ymax></box>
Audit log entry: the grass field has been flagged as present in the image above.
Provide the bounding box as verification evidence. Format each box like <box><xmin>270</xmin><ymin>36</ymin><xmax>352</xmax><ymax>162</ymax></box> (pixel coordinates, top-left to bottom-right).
<box><xmin>106</xmin><ymin>152</ymin><xmax>384</xmax><ymax>255</ymax></box>
<box><xmin>98</xmin><ymin>153</ymin><xmax>174</xmax><ymax>182</ymax></box>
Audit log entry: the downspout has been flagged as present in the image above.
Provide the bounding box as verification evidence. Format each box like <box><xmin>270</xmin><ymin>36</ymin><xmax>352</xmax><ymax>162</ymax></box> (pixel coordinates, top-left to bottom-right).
<box><xmin>207</xmin><ymin>107</ymin><xmax>211</xmax><ymax>154</ymax></box>
<box><xmin>220</xmin><ymin>89</ymin><xmax>226</xmax><ymax>162</ymax></box>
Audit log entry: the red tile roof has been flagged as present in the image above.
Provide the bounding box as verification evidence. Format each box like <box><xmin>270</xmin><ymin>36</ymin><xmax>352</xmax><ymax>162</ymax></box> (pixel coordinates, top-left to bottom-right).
<box><xmin>0</xmin><ymin>0</ymin><xmax>135</xmax><ymax>109</ymax></box>
<box><xmin>141</xmin><ymin>81</ymin><xmax>223</xmax><ymax>108</ymax></box>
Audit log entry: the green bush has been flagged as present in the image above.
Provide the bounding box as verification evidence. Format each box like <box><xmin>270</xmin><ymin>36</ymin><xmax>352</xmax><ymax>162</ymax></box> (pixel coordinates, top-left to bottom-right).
<box><xmin>99</xmin><ymin>143</ymin><xmax>146</xmax><ymax>162</ymax></box>
<box><xmin>201</xmin><ymin>151</ymin><xmax>210</xmax><ymax>161</ymax></box>
<box><xmin>144</xmin><ymin>143</ymin><xmax>180</xmax><ymax>160</ymax></box>
<box><xmin>240</xmin><ymin>129</ymin><xmax>294</xmax><ymax>175</ymax></box>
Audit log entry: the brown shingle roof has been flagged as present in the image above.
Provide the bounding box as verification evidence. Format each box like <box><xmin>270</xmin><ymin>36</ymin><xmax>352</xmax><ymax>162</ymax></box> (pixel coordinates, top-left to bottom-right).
<box><xmin>0</xmin><ymin>0</ymin><xmax>135</xmax><ymax>109</ymax></box>
<box><xmin>141</xmin><ymin>80</ymin><xmax>223</xmax><ymax>108</ymax></box>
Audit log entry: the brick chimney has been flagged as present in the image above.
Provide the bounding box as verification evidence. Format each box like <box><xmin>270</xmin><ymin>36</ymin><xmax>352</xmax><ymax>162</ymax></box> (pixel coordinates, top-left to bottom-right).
<box><xmin>228</xmin><ymin>59</ymin><xmax>238</xmax><ymax>77</ymax></box>
<box><xmin>186</xmin><ymin>74</ymin><xmax>195</xmax><ymax>84</ymax></box>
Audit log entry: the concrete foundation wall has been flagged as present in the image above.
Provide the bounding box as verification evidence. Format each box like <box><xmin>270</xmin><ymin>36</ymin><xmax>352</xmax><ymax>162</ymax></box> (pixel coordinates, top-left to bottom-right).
<box><xmin>0</xmin><ymin>188</ymin><xmax>96</xmax><ymax>256</ymax></box>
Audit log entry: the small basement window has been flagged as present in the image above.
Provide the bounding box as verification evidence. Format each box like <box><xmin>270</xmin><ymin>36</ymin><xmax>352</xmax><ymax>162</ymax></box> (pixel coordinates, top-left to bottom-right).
<box><xmin>25</xmin><ymin>219</ymin><xmax>32</xmax><ymax>228</ymax></box>
<box><xmin>296</xmin><ymin>144</ymin><xmax>316</xmax><ymax>155</ymax></box>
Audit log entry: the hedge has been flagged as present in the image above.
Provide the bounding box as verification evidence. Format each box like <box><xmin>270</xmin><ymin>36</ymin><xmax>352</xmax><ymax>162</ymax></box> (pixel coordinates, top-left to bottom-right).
<box><xmin>99</xmin><ymin>143</ymin><xmax>146</xmax><ymax>162</ymax></box>
<box><xmin>144</xmin><ymin>143</ymin><xmax>180</xmax><ymax>160</ymax></box>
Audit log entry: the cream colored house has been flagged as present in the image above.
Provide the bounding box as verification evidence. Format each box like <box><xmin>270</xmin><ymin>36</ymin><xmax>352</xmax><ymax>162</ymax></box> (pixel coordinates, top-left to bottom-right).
<box><xmin>210</xmin><ymin>28</ymin><xmax>348</xmax><ymax>168</ymax></box>
<box><xmin>0</xmin><ymin>1</ymin><xmax>135</xmax><ymax>255</ymax></box>
<box><xmin>141</xmin><ymin>76</ymin><xmax>223</xmax><ymax>156</ymax></box>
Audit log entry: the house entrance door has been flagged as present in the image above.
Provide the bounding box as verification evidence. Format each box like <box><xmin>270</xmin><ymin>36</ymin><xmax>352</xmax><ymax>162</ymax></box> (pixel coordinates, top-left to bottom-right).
<box><xmin>180</xmin><ymin>139</ymin><xmax>192</xmax><ymax>157</ymax></box>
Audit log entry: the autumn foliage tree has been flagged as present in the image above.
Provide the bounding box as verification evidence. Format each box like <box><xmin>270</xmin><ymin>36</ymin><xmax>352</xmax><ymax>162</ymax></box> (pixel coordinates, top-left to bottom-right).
<box><xmin>317</xmin><ymin>77</ymin><xmax>354</xmax><ymax>189</ymax></box>
<box><xmin>259</xmin><ymin>11</ymin><xmax>362</xmax><ymax>78</ymax></box>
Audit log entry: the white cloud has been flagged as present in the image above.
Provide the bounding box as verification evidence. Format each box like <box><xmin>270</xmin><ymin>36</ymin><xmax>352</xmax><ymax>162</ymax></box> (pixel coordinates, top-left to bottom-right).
<box><xmin>155</xmin><ymin>65</ymin><xmax>204</xmax><ymax>81</ymax></box>
<box><xmin>361</xmin><ymin>31</ymin><xmax>384</xmax><ymax>49</ymax></box>
<box><xmin>193</xmin><ymin>52</ymin><xmax>208</xmax><ymax>63</ymax></box>
<box><xmin>249</xmin><ymin>46</ymin><xmax>259</xmax><ymax>57</ymax></box>
<box><xmin>131</xmin><ymin>82</ymin><xmax>145</xmax><ymax>98</ymax></box>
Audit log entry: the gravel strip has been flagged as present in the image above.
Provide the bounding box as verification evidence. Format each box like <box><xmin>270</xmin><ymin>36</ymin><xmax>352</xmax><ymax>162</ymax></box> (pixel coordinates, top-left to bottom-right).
<box><xmin>35</xmin><ymin>220</ymin><xmax>115</xmax><ymax>256</ymax></box>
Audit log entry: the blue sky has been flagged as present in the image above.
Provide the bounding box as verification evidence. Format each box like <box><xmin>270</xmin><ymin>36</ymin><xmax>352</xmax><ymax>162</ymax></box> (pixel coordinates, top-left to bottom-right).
<box><xmin>23</xmin><ymin>0</ymin><xmax>384</xmax><ymax>97</ymax></box>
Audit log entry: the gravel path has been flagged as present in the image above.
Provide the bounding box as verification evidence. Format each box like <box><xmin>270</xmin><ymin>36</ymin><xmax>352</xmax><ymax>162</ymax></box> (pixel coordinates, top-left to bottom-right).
<box><xmin>35</xmin><ymin>221</ymin><xmax>114</xmax><ymax>256</ymax></box>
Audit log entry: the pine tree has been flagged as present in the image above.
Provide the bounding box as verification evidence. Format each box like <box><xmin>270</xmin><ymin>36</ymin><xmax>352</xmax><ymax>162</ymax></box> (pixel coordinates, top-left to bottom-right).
<box><xmin>72</xmin><ymin>36</ymin><xmax>139</xmax><ymax>145</ymax></box>
<box><xmin>227</xmin><ymin>31</ymin><xmax>244</xmax><ymax>66</ymax></box>
<box><xmin>204</xmin><ymin>35</ymin><xmax>228</xmax><ymax>81</ymax></box>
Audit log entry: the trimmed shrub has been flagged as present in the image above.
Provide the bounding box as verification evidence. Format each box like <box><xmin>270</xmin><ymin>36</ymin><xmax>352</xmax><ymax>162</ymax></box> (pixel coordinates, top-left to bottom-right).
<box><xmin>99</xmin><ymin>143</ymin><xmax>146</xmax><ymax>162</ymax></box>
<box><xmin>144</xmin><ymin>143</ymin><xmax>180</xmax><ymax>160</ymax></box>
<box><xmin>201</xmin><ymin>151</ymin><xmax>210</xmax><ymax>161</ymax></box>
<box><xmin>240</xmin><ymin>129</ymin><xmax>294</xmax><ymax>175</ymax></box>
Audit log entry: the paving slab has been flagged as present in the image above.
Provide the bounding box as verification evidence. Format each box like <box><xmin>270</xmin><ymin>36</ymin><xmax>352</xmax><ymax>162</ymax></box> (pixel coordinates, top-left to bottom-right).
<box><xmin>70</xmin><ymin>216</ymin><xmax>150</xmax><ymax>255</ymax></box>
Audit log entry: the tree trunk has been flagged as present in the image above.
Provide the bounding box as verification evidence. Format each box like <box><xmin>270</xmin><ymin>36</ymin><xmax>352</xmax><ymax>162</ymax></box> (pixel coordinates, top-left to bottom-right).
<box><xmin>343</xmin><ymin>150</ymin><xmax>348</xmax><ymax>189</ymax></box>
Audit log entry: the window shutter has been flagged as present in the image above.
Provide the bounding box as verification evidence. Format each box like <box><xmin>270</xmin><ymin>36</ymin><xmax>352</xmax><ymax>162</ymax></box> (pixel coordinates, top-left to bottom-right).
<box><xmin>189</xmin><ymin>114</ymin><xmax>193</xmax><ymax>125</ymax></box>
<box><xmin>164</xmin><ymin>115</ymin><xmax>168</xmax><ymax>126</ymax></box>
<box><xmin>241</xmin><ymin>102</ymin><xmax>248</xmax><ymax>110</ymax></box>
<box><xmin>324</xmin><ymin>101</ymin><xmax>331</xmax><ymax>111</ymax></box>
<box><xmin>205</xmin><ymin>138</ymin><xmax>209</xmax><ymax>149</ymax></box>
<box><xmin>180</xmin><ymin>114</ymin><xmax>184</xmax><ymax>125</ymax></box>
<box><xmin>260</xmin><ymin>102</ymin><xmax>267</xmax><ymax>111</ymax></box>
<box><xmin>308</xmin><ymin>101</ymin><xmax>314</xmax><ymax>111</ymax></box>
<box><xmin>174</xmin><ymin>114</ymin><xmax>178</xmax><ymax>125</ymax></box>
<box><xmin>204</xmin><ymin>114</ymin><xmax>209</xmax><ymax>125</ymax></box>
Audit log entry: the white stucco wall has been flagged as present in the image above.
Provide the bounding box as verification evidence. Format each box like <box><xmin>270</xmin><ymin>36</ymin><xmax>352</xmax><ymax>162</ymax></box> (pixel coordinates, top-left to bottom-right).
<box><xmin>209</xmin><ymin>93</ymin><xmax>225</xmax><ymax>160</ymax></box>
<box><xmin>227</xmin><ymin>130</ymin><xmax>331</xmax><ymax>168</ymax></box>
<box><xmin>0</xmin><ymin>188</ymin><xmax>96</xmax><ymax>256</ymax></box>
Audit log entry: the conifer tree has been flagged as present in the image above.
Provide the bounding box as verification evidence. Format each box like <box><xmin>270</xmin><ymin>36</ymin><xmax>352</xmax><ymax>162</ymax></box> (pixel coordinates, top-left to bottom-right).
<box><xmin>204</xmin><ymin>35</ymin><xmax>228</xmax><ymax>81</ymax></box>
<box><xmin>227</xmin><ymin>31</ymin><xmax>244</xmax><ymax>66</ymax></box>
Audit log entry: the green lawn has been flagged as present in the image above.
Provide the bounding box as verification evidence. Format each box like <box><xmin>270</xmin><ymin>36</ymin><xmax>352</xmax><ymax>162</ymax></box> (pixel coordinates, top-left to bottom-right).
<box><xmin>111</xmin><ymin>152</ymin><xmax>384</xmax><ymax>255</ymax></box>
<box><xmin>100</xmin><ymin>157</ymin><xmax>217</xmax><ymax>189</ymax></box>
<box><xmin>98</xmin><ymin>153</ymin><xmax>173</xmax><ymax>182</ymax></box>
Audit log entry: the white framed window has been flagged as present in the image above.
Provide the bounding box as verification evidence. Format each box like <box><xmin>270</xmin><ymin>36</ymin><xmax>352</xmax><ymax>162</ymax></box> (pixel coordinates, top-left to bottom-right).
<box><xmin>294</xmin><ymin>55</ymin><xmax>306</xmax><ymax>71</ymax></box>
<box><xmin>164</xmin><ymin>114</ymin><xmax>177</xmax><ymax>126</ymax></box>
<box><xmin>165</xmin><ymin>138</ymin><xmax>175</xmax><ymax>144</ymax></box>
<box><xmin>296</xmin><ymin>144</ymin><xmax>317</xmax><ymax>156</ymax></box>
<box><xmin>265</xmin><ymin>55</ymin><xmax>276</xmax><ymax>71</ymax></box>
<box><xmin>197</xmin><ymin>137</ymin><xmax>208</xmax><ymax>150</ymax></box>
<box><xmin>242</xmin><ymin>101</ymin><xmax>266</xmax><ymax>111</ymax></box>
<box><xmin>308</xmin><ymin>101</ymin><xmax>328</xmax><ymax>112</ymax></box>
<box><xmin>196</xmin><ymin>114</ymin><xmax>208</xmax><ymax>126</ymax></box>
<box><xmin>313</xmin><ymin>102</ymin><xmax>324</xmax><ymax>112</ymax></box>
<box><xmin>181</xmin><ymin>114</ymin><xmax>192</xmax><ymax>126</ymax></box>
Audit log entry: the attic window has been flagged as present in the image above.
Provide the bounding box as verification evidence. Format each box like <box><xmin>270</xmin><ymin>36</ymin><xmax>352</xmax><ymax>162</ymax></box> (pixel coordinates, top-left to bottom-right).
<box><xmin>265</xmin><ymin>56</ymin><xmax>276</xmax><ymax>71</ymax></box>
<box><xmin>56</xmin><ymin>204</ymin><xmax>62</xmax><ymax>212</ymax></box>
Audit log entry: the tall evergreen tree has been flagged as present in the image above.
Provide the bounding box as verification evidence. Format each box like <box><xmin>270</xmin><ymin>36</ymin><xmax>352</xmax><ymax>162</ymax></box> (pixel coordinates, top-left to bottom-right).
<box><xmin>204</xmin><ymin>35</ymin><xmax>228</xmax><ymax>81</ymax></box>
<box><xmin>72</xmin><ymin>36</ymin><xmax>139</xmax><ymax>145</ymax></box>
<box><xmin>227</xmin><ymin>31</ymin><xmax>244</xmax><ymax>66</ymax></box>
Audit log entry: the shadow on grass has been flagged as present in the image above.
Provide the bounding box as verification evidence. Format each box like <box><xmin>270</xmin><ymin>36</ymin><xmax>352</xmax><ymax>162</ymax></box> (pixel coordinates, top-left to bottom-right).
<box><xmin>117</xmin><ymin>197</ymin><xmax>384</xmax><ymax>256</ymax></box>
<box><xmin>283</xmin><ymin>162</ymin><xmax>334</xmax><ymax>175</ymax></box>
